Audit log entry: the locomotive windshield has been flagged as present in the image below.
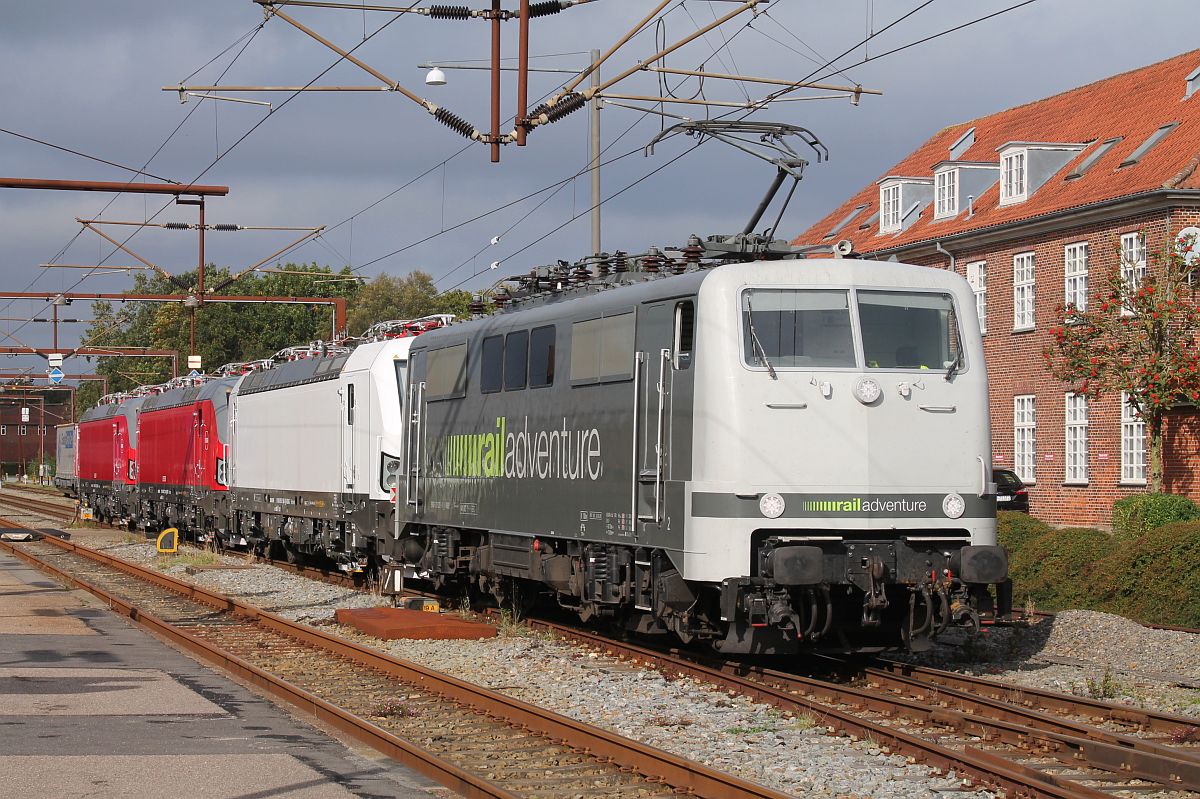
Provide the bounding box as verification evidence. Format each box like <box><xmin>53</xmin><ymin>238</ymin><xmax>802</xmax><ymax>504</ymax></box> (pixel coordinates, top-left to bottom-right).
<box><xmin>740</xmin><ymin>288</ymin><xmax>962</xmax><ymax>372</ymax></box>
<box><xmin>858</xmin><ymin>290</ymin><xmax>961</xmax><ymax>371</ymax></box>
<box><xmin>740</xmin><ymin>289</ymin><xmax>855</xmax><ymax>368</ymax></box>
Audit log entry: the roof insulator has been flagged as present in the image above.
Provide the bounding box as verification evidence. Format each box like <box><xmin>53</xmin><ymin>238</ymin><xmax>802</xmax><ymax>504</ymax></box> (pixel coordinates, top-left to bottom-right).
<box><xmin>164</xmin><ymin>222</ymin><xmax>189</xmax><ymax>230</ymax></box>
<box><xmin>211</xmin><ymin>223</ymin><xmax>240</xmax><ymax>232</ymax></box>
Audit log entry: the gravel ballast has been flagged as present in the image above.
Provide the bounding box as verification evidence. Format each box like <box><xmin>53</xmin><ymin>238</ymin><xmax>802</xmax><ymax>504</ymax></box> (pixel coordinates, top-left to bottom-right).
<box><xmin>99</xmin><ymin>543</ymin><xmax>997</xmax><ymax>798</ymax></box>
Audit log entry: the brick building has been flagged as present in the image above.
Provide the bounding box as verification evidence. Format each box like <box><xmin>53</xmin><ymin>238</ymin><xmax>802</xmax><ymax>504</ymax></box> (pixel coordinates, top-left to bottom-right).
<box><xmin>793</xmin><ymin>50</ymin><xmax>1200</xmax><ymax>526</ymax></box>
<box><xmin>0</xmin><ymin>388</ymin><xmax>72</xmax><ymax>477</ymax></box>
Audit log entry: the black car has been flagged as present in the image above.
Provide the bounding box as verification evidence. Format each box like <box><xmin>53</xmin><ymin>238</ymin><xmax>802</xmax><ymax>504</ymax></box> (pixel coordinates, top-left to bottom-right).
<box><xmin>993</xmin><ymin>469</ymin><xmax>1029</xmax><ymax>512</ymax></box>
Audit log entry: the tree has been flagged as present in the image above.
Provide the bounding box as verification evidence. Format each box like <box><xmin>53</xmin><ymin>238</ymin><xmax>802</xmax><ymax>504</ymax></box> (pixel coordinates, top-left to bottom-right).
<box><xmin>1043</xmin><ymin>231</ymin><xmax>1200</xmax><ymax>492</ymax></box>
<box><xmin>346</xmin><ymin>271</ymin><xmax>473</xmax><ymax>335</ymax></box>
<box><xmin>76</xmin><ymin>264</ymin><xmax>360</xmax><ymax>409</ymax></box>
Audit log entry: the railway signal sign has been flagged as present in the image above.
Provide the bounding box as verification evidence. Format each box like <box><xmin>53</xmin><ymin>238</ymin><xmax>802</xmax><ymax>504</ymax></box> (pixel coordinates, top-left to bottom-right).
<box><xmin>20</xmin><ymin>407</ymin><xmax>29</xmax><ymax>423</ymax></box>
<box><xmin>187</xmin><ymin>355</ymin><xmax>202</xmax><ymax>371</ymax></box>
<box><xmin>48</xmin><ymin>353</ymin><xmax>63</xmax><ymax>368</ymax></box>
<box><xmin>47</xmin><ymin>367</ymin><xmax>64</xmax><ymax>385</ymax></box>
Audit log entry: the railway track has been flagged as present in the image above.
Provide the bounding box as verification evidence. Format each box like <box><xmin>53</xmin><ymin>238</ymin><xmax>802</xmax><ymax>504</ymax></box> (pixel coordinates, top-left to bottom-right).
<box><xmin>0</xmin><ymin>488</ymin><xmax>77</xmax><ymax>524</ymax></box>
<box><xmin>6</xmin><ymin>494</ymin><xmax>1198</xmax><ymax>797</ymax></box>
<box><xmin>510</xmin><ymin>618</ymin><xmax>1200</xmax><ymax>799</ymax></box>
<box><xmin>0</xmin><ymin>525</ymin><xmax>791</xmax><ymax>799</ymax></box>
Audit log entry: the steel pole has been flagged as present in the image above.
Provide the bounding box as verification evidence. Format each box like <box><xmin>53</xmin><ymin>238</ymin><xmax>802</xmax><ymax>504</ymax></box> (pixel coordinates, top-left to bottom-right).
<box><xmin>590</xmin><ymin>49</ymin><xmax>601</xmax><ymax>255</ymax></box>
<box><xmin>490</xmin><ymin>0</ymin><xmax>501</xmax><ymax>163</ymax></box>
<box><xmin>515</xmin><ymin>0</ymin><xmax>530</xmax><ymax>146</ymax></box>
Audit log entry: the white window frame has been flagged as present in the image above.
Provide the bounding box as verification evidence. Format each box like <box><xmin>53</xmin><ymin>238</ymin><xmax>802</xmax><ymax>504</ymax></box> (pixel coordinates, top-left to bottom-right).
<box><xmin>1064</xmin><ymin>393</ymin><xmax>1088</xmax><ymax>484</ymax></box>
<box><xmin>879</xmin><ymin>183</ymin><xmax>902</xmax><ymax>233</ymax></box>
<box><xmin>1120</xmin><ymin>232</ymin><xmax>1147</xmax><ymax>316</ymax></box>
<box><xmin>1014</xmin><ymin>395</ymin><xmax>1036</xmax><ymax>483</ymax></box>
<box><xmin>1063</xmin><ymin>242</ymin><xmax>1088</xmax><ymax>313</ymax></box>
<box><xmin>1000</xmin><ymin>149</ymin><xmax>1027</xmax><ymax>205</ymax></box>
<box><xmin>966</xmin><ymin>261</ymin><xmax>987</xmax><ymax>334</ymax></box>
<box><xmin>1120</xmin><ymin>392</ymin><xmax>1147</xmax><ymax>485</ymax></box>
<box><xmin>1013</xmin><ymin>251</ymin><xmax>1036</xmax><ymax>331</ymax></box>
<box><xmin>934</xmin><ymin>169</ymin><xmax>958</xmax><ymax>219</ymax></box>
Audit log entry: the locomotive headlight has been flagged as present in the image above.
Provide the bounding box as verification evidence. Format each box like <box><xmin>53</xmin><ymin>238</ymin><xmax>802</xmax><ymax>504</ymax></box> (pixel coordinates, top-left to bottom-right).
<box><xmin>942</xmin><ymin>492</ymin><xmax>966</xmax><ymax>519</ymax></box>
<box><xmin>385</xmin><ymin>459</ymin><xmax>401</xmax><ymax>474</ymax></box>
<box><xmin>758</xmin><ymin>492</ymin><xmax>786</xmax><ymax>519</ymax></box>
<box><xmin>385</xmin><ymin>473</ymin><xmax>399</xmax><ymax>487</ymax></box>
<box><xmin>853</xmin><ymin>376</ymin><xmax>883</xmax><ymax>405</ymax></box>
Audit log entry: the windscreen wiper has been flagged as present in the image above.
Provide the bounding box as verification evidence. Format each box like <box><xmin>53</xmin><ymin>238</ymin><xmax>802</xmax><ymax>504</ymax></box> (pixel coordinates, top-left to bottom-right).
<box><xmin>745</xmin><ymin>298</ymin><xmax>778</xmax><ymax>380</ymax></box>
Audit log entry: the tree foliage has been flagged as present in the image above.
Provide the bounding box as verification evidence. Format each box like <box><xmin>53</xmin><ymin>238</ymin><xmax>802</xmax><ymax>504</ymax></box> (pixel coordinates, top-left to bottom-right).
<box><xmin>346</xmin><ymin>271</ymin><xmax>472</xmax><ymax>335</ymax></box>
<box><xmin>74</xmin><ymin>264</ymin><xmax>468</xmax><ymax>411</ymax></box>
<box><xmin>1043</xmin><ymin>231</ymin><xmax>1200</xmax><ymax>491</ymax></box>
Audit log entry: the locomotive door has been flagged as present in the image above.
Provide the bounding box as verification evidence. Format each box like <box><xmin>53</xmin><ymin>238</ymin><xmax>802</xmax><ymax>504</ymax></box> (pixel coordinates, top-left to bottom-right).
<box><xmin>193</xmin><ymin>409</ymin><xmax>207</xmax><ymax>489</ymax></box>
<box><xmin>634</xmin><ymin>301</ymin><xmax>675</xmax><ymax>532</ymax></box>
<box><xmin>341</xmin><ymin>377</ymin><xmax>364</xmax><ymax>492</ymax></box>
<box><xmin>112</xmin><ymin>421</ymin><xmax>123</xmax><ymax>488</ymax></box>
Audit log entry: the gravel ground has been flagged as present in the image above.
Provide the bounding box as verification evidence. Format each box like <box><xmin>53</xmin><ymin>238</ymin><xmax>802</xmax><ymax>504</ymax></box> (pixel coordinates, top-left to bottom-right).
<box><xmin>896</xmin><ymin>611</ymin><xmax>1200</xmax><ymax>718</ymax></box>
<box><xmin>97</xmin><ymin>542</ymin><xmax>995</xmax><ymax>799</ymax></box>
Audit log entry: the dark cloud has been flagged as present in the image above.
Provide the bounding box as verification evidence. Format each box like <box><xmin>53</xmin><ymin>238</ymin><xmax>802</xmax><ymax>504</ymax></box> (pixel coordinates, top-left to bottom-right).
<box><xmin>1</xmin><ymin>0</ymin><xmax>1197</xmax><ymax>359</ymax></box>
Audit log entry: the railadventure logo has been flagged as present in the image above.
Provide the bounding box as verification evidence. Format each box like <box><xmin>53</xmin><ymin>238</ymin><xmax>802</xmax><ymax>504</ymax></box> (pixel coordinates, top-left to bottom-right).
<box><xmin>435</xmin><ymin>416</ymin><xmax>602</xmax><ymax>481</ymax></box>
<box><xmin>803</xmin><ymin>497</ymin><xmax>929</xmax><ymax>513</ymax></box>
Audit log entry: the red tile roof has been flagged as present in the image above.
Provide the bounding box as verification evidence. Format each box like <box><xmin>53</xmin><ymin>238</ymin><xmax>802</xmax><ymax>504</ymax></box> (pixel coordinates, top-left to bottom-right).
<box><xmin>793</xmin><ymin>49</ymin><xmax>1200</xmax><ymax>252</ymax></box>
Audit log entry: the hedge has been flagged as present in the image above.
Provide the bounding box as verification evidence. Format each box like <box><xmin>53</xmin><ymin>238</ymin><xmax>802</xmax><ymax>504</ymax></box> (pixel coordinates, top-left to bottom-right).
<box><xmin>1006</xmin><ymin>526</ymin><xmax>1116</xmax><ymax>612</ymax></box>
<box><xmin>1087</xmin><ymin>520</ymin><xmax>1200</xmax><ymax>627</ymax></box>
<box><xmin>1111</xmin><ymin>493</ymin><xmax>1200</xmax><ymax>539</ymax></box>
<box><xmin>999</xmin><ymin>514</ymin><xmax>1200</xmax><ymax>627</ymax></box>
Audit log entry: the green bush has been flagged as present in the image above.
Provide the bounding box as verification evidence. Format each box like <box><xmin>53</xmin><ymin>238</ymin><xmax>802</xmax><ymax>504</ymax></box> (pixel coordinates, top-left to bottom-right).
<box><xmin>1111</xmin><ymin>493</ymin><xmax>1200</xmax><ymax>539</ymax></box>
<box><xmin>1007</xmin><ymin>527</ymin><xmax>1117</xmax><ymax>612</ymax></box>
<box><xmin>1089</xmin><ymin>520</ymin><xmax>1200</xmax><ymax>627</ymax></box>
<box><xmin>997</xmin><ymin>511</ymin><xmax>1053</xmax><ymax>553</ymax></box>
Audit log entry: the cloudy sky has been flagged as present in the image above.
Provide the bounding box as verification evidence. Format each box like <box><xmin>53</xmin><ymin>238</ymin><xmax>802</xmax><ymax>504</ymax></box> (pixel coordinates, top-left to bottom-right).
<box><xmin>1</xmin><ymin>0</ymin><xmax>1198</xmax><ymax>359</ymax></box>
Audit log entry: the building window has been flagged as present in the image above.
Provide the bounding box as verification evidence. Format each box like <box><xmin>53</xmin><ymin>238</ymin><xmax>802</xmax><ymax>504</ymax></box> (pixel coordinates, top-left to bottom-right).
<box><xmin>1063</xmin><ymin>242</ymin><xmax>1088</xmax><ymax>313</ymax></box>
<box><xmin>935</xmin><ymin>169</ymin><xmax>958</xmax><ymax>219</ymax></box>
<box><xmin>879</xmin><ymin>184</ymin><xmax>901</xmax><ymax>233</ymax></box>
<box><xmin>1000</xmin><ymin>150</ymin><xmax>1027</xmax><ymax>204</ymax></box>
<box><xmin>1013</xmin><ymin>252</ymin><xmax>1035</xmax><ymax>330</ymax></box>
<box><xmin>966</xmin><ymin>261</ymin><xmax>987</xmax><ymax>334</ymax></box>
<box><xmin>1121</xmin><ymin>393</ymin><xmax>1147</xmax><ymax>484</ymax></box>
<box><xmin>1065</xmin><ymin>393</ymin><xmax>1088</xmax><ymax>484</ymax></box>
<box><xmin>1120</xmin><ymin>232</ymin><xmax>1147</xmax><ymax>315</ymax></box>
<box><xmin>1014</xmin><ymin>395</ymin><xmax>1036</xmax><ymax>483</ymax></box>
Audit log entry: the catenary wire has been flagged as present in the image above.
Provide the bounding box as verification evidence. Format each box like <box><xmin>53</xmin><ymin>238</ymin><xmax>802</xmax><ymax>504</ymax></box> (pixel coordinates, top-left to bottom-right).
<box><xmin>7</xmin><ymin>6</ymin><xmax>413</xmax><ymax>346</ymax></box>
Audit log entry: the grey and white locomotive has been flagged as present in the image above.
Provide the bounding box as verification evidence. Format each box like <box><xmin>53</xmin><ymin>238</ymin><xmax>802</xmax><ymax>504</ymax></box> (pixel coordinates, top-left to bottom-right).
<box><xmin>394</xmin><ymin>239</ymin><xmax>1009</xmax><ymax>653</ymax></box>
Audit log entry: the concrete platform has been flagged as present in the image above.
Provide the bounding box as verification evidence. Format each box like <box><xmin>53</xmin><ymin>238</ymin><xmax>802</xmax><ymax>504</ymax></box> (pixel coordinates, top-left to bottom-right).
<box><xmin>0</xmin><ymin>551</ymin><xmax>449</xmax><ymax>798</ymax></box>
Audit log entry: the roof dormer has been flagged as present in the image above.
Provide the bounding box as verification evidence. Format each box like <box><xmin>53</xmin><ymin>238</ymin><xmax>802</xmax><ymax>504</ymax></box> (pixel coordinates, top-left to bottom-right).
<box><xmin>876</xmin><ymin>176</ymin><xmax>932</xmax><ymax>234</ymax></box>
<box><xmin>931</xmin><ymin>161</ymin><xmax>999</xmax><ymax>220</ymax></box>
<box><xmin>997</xmin><ymin>141</ymin><xmax>1087</xmax><ymax>206</ymax></box>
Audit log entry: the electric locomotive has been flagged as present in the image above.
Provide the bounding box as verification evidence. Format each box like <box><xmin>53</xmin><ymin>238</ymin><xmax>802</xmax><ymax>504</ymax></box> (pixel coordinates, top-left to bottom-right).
<box><xmin>395</xmin><ymin>238</ymin><xmax>1009</xmax><ymax>653</ymax></box>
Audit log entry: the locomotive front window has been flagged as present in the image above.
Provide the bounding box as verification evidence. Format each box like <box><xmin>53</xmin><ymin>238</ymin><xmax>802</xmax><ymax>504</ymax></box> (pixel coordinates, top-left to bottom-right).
<box><xmin>740</xmin><ymin>289</ymin><xmax>855</xmax><ymax>369</ymax></box>
<box><xmin>857</xmin><ymin>290</ymin><xmax>961</xmax><ymax>371</ymax></box>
